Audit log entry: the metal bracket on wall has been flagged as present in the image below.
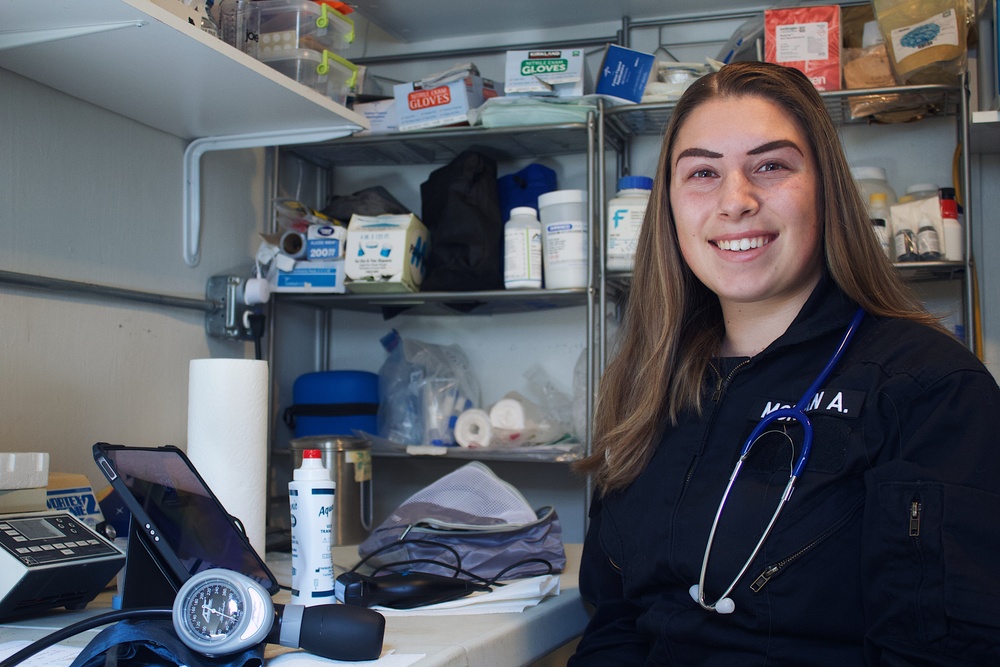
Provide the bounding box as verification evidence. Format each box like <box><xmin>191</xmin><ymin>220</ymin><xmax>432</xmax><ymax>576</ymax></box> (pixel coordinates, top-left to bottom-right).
<box><xmin>205</xmin><ymin>275</ymin><xmax>255</xmax><ymax>341</ymax></box>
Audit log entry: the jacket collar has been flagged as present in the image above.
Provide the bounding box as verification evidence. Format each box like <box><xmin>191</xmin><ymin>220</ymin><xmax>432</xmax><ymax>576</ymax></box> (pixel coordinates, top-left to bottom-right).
<box><xmin>757</xmin><ymin>271</ymin><xmax>861</xmax><ymax>356</ymax></box>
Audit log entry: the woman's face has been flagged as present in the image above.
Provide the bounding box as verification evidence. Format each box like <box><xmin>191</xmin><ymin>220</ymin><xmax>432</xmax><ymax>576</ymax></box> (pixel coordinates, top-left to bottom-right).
<box><xmin>668</xmin><ymin>95</ymin><xmax>823</xmax><ymax>314</ymax></box>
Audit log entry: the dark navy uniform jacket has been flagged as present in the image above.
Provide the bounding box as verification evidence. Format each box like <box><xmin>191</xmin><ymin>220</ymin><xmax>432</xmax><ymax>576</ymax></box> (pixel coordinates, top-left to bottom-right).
<box><xmin>571</xmin><ymin>274</ymin><xmax>1000</xmax><ymax>665</ymax></box>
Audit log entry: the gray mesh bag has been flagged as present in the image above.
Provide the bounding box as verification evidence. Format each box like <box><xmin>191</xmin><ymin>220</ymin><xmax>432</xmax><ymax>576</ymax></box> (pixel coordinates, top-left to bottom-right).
<box><xmin>357</xmin><ymin>462</ymin><xmax>565</xmax><ymax>580</ymax></box>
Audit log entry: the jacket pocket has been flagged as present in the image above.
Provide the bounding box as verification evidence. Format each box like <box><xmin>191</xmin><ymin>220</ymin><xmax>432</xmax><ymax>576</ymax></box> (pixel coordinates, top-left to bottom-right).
<box><xmin>738</xmin><ymin>414</ymin><xmax>852</xmax><ymax>476</ymax></box>
<box><xmin>864</xmin><ymin>479</ymin><xmax>1000</xmax><ymax>649</ymax></box>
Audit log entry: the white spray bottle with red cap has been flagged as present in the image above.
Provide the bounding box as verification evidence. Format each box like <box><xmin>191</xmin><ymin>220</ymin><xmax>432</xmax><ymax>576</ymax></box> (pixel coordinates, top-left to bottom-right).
<box><xmin>290</xmin><ymin>449</ymin><xmax>336</xmax><ymax>606</ymax></box>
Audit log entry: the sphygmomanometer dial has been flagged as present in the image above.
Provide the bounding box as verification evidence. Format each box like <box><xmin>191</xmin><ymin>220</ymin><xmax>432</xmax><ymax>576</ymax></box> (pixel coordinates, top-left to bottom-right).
<box><xmin>172</xmin><ymin>569</ymin><xmax>273</xmax><ymax>656</ymax></box>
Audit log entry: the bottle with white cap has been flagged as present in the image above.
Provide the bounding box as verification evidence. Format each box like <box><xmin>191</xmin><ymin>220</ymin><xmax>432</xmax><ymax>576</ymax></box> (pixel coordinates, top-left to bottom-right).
<box><xmin>852</xmin><ymin>166</ymin><xmax>897</xmax><ymax>206</ymax></box>
<box><xmin>607</xmin><ymin>175</ymin><xmax>654</xmax><ymax>272</ymax></box>
<box><xmin>503</xmin><ymin>206</ymin><xmax>543</xmax><ymax>290</ymax></box>
<box><xmin>289</xmin><ymin>449</ymin><xmax>336</xmax><ymax>606</ymax></box>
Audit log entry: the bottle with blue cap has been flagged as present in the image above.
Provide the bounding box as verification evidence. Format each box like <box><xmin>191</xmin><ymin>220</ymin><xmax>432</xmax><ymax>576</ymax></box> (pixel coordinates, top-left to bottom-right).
<box><xmin>607</xmin><ymin>175</ymin><xmax>653</xmax><ymax>272</ymax></box>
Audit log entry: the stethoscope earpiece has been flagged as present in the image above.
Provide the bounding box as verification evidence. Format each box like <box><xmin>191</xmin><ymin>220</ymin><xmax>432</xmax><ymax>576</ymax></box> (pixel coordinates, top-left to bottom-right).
<box><xmin>688</xmin><ymin>584</ymin><xmax>736</xmax><ymax>614</ymax></box>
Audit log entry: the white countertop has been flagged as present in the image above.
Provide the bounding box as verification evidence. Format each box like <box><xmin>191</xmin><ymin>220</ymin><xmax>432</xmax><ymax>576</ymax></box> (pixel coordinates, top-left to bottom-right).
<box><xmin>0</xmin><ymin>544</ymin><xmax>589</xmax><ymax>667</ymax></box>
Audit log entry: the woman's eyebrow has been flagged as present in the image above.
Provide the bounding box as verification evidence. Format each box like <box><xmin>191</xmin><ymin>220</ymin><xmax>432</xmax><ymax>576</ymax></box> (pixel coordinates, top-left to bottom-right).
<box><xmin>675</xmin><ymin>147</ymin><xmax>722</xmax><ymax>162</ymax></box>
<box><xmin>748</xmin><ymin>139</ymin><xmax>803</xmax><ymax>156</ymax></box>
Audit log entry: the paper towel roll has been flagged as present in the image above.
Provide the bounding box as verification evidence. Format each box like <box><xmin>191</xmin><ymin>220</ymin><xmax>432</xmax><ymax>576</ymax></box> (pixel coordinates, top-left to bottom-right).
<box><xmin>187</xmin><ymin>358</ymin><xmax>269</xmax><ymax>557</ymax></box>
<box><xmin>490</xmin><ymin>398</ymin><xmax>526</xmax><ymax>430</ymax></box>
<box><xmin>455</xmin><ymin>409</ymin><xmax>493</xmax><ymax>448</ymax></box>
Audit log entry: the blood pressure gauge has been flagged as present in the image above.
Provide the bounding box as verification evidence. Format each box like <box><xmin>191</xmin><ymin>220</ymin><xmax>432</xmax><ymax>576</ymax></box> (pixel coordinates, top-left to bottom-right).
<box><xmin>172</xmin><ymin>569</ymin><xmax>274</xmax><ymax>656</ymax></box>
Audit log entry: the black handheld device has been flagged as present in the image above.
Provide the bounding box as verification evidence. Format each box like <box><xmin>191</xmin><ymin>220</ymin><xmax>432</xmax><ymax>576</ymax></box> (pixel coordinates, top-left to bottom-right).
<box><xmin>92</xmin><ymin>442</ymin><xmax>279</xmax><ymax>606</ymax></box>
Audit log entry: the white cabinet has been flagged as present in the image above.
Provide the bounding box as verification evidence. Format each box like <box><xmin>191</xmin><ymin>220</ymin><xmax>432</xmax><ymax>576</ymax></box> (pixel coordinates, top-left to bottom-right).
<box><xmin>0</xmin><ymin>0</ymin><xmax>367</xmax><ymax>266</ymax></box>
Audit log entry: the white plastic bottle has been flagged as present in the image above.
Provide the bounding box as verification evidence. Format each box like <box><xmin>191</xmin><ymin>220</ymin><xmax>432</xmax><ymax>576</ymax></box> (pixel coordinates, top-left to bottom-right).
<box><xmin>852</xmin><ymin>166</ymin><xmax>897</xmax><ymax>206</ymax></box>
<box><xmin>289</xmin><ymin>449</ymin><xmax>336</xmax><ymax>606</ymax></box>
<box><xmin>607</xmin><ymin>175</ymin><xmax>653</xmax><ymax>272</ymax></box>
<box><xmin>939</xmin><ymin>189</ymin><xmax>963</xmax><ymax>262</ymax></box>
<box><xmin>538</xmin><ymin>189</ymin><xmax>588</xmax><ymax>289</ymax></box>
<box><xmin>504</xmin><ymin>206</ymin><xmax>543</xmax><ymax>289</ymax></box>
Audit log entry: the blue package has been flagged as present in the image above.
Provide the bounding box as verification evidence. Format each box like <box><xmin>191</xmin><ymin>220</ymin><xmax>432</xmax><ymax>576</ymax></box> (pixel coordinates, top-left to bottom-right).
<box><xmin>595</xmin><ymin>44</ymin><xmax>656</xmax><ymax>103</ymax></box>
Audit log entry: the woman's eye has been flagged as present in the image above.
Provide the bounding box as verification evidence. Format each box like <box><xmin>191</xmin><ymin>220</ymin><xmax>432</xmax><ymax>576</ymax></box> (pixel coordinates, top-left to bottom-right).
<box><xmin>691</xmin><ymin>169</ymin><xmax>716</xmax><ymax>178</ymax></box>
<box><xmin>758</xmin><ymin>161</ymin><xmax>786</xmax><ymax>173</ymax></box>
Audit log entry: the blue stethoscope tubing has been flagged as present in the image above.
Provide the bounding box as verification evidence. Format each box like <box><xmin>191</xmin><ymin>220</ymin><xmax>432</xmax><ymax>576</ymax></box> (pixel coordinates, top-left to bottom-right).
<box><xmin>691</xmin><ymin>306</ymin><xmax>866</xmax><ymax>614</ymax></box>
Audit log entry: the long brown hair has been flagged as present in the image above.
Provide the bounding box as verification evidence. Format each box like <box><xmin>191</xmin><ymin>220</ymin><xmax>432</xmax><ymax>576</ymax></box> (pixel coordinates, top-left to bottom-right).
<box><xmin>577</xmin><ymin>62</ymin><xmax>937</xmax><ymax>493</ymax></box>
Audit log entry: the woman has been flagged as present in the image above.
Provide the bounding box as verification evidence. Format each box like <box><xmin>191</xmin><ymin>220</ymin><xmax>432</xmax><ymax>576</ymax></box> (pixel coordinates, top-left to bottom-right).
<box><xmin>570</xmin><ymin>62</ymin><xmax>1000</xmax><ymax>665</ymax></box>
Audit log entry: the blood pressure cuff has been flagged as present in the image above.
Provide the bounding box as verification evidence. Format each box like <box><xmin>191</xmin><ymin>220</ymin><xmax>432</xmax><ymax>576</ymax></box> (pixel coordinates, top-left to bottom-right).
<box><xmin>69</xmin><ymin>619</ymin><xmax>264</xmax><ymax>667</ymax></box>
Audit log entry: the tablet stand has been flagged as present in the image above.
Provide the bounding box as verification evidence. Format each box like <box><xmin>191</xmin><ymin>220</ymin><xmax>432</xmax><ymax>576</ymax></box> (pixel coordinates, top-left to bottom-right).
<box><xmin>118</xmin><ymin>518</ymin><xmax>183</xmax><ymax>609</ymax></box>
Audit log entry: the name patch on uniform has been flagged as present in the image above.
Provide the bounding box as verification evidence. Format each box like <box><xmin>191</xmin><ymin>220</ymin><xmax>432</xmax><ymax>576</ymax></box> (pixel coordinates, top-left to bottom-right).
<box><xmin>748</xmin><ymin>389</ymin><xmax>865</xmax><ymax>422</ymax></box>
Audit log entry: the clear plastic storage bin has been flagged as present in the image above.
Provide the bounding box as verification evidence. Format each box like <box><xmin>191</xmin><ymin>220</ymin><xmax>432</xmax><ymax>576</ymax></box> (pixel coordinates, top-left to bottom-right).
<box><xmin>256</xmin><ymin>0</ymin><xmax>354</xmax><ymax>59</ymax></box>
<box><xmin>260</xmin><ymin>48</ymin><xmax>358</xmax><ymax>106</ymax></box>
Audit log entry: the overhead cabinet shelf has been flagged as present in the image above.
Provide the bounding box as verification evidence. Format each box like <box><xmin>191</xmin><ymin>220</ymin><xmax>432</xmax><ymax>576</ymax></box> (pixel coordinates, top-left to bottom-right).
<box><xmin>1</xmin><ymin>0</ymin><xmax>368</xmax><ymax>267</ymax></box>
<box><xmin>0</xmin><ymin>0</ymin><xmax>366</xmax><ymax>140</ymax></box>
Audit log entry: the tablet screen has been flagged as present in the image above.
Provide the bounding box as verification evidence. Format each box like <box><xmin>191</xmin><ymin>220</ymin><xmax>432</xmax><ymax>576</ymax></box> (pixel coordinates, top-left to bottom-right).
<box><xmin>95</xmin><ymin>444</ymin><xmax>277</xmax><ymax>593</ymax></box>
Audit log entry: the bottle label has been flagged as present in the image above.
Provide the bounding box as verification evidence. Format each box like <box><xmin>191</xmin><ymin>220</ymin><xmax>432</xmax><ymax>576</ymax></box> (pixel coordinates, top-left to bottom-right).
<box><xmin>895</xmin><ymin>229</ymin><xmax>918</xmax><ymax>262</ymax></box>
<box><xmin>917</xmin><ymin>227</ymin><xmax>942</xmax><ymax>258</ymax></box>
<box><xmin>504</xmin><ymin>228</ymin><xmax>542</xmax><ymax>286</ymax></box>
<box><xmin>543</xmin><ymin>220</ymin><xmax>588</xmax><ymax>288</ymax></box>
<box><xmin>607</xmin><ymin>201</ymin><xmax>647</xmax><ymax>270</ymax></box>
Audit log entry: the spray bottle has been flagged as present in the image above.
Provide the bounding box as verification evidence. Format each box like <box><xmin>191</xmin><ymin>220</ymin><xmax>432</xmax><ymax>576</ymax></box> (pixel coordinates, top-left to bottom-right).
<box><xmin>290</xmin><ymin>449</ymin><xmax>336</xmax><ymax>606</ymax></box>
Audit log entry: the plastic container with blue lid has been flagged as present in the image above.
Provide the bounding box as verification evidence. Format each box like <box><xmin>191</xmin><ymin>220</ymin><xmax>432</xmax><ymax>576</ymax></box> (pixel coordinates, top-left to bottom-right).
<box><xmin>283</xmin><ymin>370</ymin><xmax>378</xmax><ymax>437</ymax></box>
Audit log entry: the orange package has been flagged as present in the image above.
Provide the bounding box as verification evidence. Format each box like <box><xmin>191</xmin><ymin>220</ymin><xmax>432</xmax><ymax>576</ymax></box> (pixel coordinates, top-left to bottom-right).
<box><xmin>765</xmin><ymin>6</ymin><xmax>842</xmax><ymax>91</ymax></box>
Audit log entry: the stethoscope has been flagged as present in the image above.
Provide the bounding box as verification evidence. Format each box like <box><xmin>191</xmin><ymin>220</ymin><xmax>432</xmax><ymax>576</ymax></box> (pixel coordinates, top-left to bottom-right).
<box><xmin>688</xmin><ymin>307</ymin><xmax>866</xmax><ymax>614</ymax></box>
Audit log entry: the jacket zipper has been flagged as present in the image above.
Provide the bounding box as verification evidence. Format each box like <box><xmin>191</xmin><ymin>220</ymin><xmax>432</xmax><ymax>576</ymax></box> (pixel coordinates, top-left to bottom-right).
<box><xmin>909</xmin><ymin>497</ymin><xmax>921</xmax><ymax>538</ymax></box>
<box><xmin>680</xmin><ymin>359</ymin><xmax>752</xmax><ymax>494</ymax></box>
<box><xmin>749</xmin><ymin>498</ymin><xmax>864</xmax><ymax>593</ymax></box>
<box><xmin>710</xmin><ymin>358</ymin><xmax>751</xmax><ymax>402</ymax></box>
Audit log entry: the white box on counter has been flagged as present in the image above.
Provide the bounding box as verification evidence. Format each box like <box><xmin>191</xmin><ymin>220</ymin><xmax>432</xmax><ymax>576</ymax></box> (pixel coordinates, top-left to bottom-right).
<box><xmin>345</xmin><ymin>213</ymin><xmax>429</xmax><ymax>293</ymax></box>
<box><xmin>0</xmin><ymin>452</ymin><xmax>49</xmax><ymax>490</ymax></box>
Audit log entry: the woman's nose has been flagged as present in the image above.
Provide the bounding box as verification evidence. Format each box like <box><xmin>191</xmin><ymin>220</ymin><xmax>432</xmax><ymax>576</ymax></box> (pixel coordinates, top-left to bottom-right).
<box><xmin>718</xmin><ymin>172</ymin><xmax>759</xmax><ymax>219</ymax></box>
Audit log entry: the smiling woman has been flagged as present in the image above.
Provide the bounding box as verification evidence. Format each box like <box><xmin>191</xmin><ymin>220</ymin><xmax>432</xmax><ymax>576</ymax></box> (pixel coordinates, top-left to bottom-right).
<box><xmin>669</xmin><ymin>95</ymin><xmax>823</xmax><ymax>355</ymax></box>
<box><xmin>570</xmin><ymin>62</ymin><xmax>1000</xmax><ymax>666</ymax></box>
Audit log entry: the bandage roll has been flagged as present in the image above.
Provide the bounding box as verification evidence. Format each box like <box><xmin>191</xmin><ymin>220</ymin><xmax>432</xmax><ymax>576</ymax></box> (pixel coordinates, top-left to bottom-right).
<box><xmin>489</xmin><ymin>398</ymin><xmax>526</xmax><ymax>430</ymax></box>
<box><xmin>280</xmin><ymin>229</ymin><xmax>307</xmax><ymax>259</ymax></box>
<box><xmin>454</xmin><ymin>409</ymin><xmax>493</xmax><ymax>448</ymax></box>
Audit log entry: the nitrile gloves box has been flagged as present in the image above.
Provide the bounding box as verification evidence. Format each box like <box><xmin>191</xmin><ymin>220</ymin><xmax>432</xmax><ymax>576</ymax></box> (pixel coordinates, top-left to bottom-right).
<box><xmin>393</xmin><ymin>76</ymin><xmax>486</xmax><ymax>131</ymax></box>
<box><xmin>595</xmin><ymin>44</ymin><xmax>655</xmax><ymax>103</ymax></box>
<box><xmin>345</xmin><ymin>213</ymin><xmax>429</xmax><ymax>293</ymax></box>
<box><xmin>504</xmin><ymin>48</ymin><xmax>585</xmax><ymax>96</ymax></box>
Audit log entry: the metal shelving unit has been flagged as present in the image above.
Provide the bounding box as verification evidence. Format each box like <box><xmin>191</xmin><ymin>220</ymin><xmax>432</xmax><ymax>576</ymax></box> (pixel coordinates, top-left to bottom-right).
<box><xmin>290</xmin><ymin>121</ymin><xmax>598</xmax><ymax>167</ymax></box>
<box><xmin>273</xmin><ymin>114</ymin><xmax>601</xmax><ymax>465</ymax></box>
